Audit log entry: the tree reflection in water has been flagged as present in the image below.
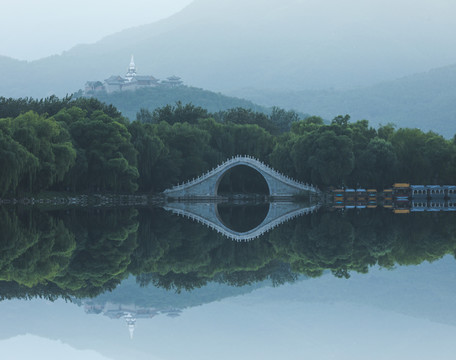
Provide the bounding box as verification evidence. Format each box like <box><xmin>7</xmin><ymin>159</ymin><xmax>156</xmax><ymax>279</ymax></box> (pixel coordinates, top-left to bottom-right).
<box><xmin>1</xmin><ymin>204</ymin><xmax>456</xmax><ymax>301</ymax></box>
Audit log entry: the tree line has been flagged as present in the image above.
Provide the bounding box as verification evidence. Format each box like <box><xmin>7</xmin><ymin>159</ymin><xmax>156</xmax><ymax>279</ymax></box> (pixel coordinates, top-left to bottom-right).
<box><xmin>79</xmin><ymin>84</ymin><xmax>271</xmax><ymax>121</ymax></box>
<box><xmin>1</xmin><ymin>95</ymin><xmax>456</xmax><ymax>197</ymax></box>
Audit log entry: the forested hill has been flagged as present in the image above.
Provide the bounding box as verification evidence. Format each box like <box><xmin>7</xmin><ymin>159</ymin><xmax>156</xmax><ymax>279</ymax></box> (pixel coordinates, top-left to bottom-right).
<box><xmin>232</xmin><ymin>64</ymin><xmax>456</xmax><ymax>138</ymax></box>
<box><xmin>81</xmin><ymin>86</ymin><xmax>270</xmax><ymax>120</ymax></box>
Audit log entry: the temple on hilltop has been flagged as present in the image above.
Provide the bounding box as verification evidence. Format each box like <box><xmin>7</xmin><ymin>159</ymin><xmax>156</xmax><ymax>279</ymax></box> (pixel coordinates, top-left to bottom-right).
<box><xmin>85</xmin><ymin>55</ymin><xmax>183</xmax><ymax>94</ymax></box>
<box><xmin>161</xmin><ymin>75</ymin><xmax>183</xmax><ymax>87</ymax></box>
<box><xmin>103</xmin><ymin>55</ymin><xmax>159</xmax><ymax>93</ymax></box>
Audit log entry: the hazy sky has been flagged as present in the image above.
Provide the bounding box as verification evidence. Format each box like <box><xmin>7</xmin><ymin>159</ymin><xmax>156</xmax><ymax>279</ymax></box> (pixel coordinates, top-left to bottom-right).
<box><xmin>0</xmin><ymin>0</ymin><xmax>193</xmax><ymax>61</ymax></box>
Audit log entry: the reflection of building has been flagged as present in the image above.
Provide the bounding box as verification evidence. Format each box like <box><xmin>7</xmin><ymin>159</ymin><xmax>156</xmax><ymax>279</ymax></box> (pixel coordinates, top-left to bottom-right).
<box><xmin>124</xmin><ymin>312</ymin><xmax>136</xmax><ymax>340</ymax></box>
<box><xmin>84</xmin><ymin>302</ymin><xmax>182</xmax><ymax>339</ymax></box>
<box><xmin>84</xmin><ymin>56</ymin><xmax>183</xmax><ymax>94</ymax></box>
<box><xmin>161</xmin><ymin>309</ymin><xmax>183</xmax><ymax>318</ymax></box>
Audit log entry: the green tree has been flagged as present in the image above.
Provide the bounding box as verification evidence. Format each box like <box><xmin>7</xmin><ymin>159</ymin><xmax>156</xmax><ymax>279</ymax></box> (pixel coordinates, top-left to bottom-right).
<box><xmin>269</xmin><ymin>107</ymin><xmax>300</xmax><ymax>133</ymax></box>
<box><xmin>152</xmin><ymin>101</ymin><xmax>208</xmax><ymax>125</ymax></box>
<box><xmin>331</xmin><ymin>114</ymin><xmax>351</xmax><ymax>127</ymax></box>
<box><xmin>291</xmin><ymin>116</ymin><xmax>324</xmax><ymax>135</ymax></box>
<box><xmin>0</xmin><ymin>129</ymin><xmax>39</xmax><ymax>195</ymax></box>
<box><xmin>391</xmin><ymin>128</ymin><xmax>430</xmax><ymax>183</ymax></box>
<box><xmin>230</xmin><ymin>124</ymin><xmax>274</xmax><ymax>160</ymax></box>
<box><xmin>355</xmin><ymin>138</ymin><xmax>398</xmax><ymax>188</ymax></box>
<box><xmin>307</xmin><ymin>130</ymin><xmax>354</xmax><ymax>186</ymax></box>
<box><xmin>128</xmin><ymin>121</ymin><xmax>166</xmax><ymax>192</ymax></box>
<box><xmin>423</xmin><ymin>133</ymin><xmax>453</xmax><ymax>183</ymax></box>
<box><xmin>68</xmin><ymin>110</ymin><xmax>139</xmax><ymax>192</ymax></box>
<box><xmin>270</xmin><ymin>135</ymin><xmax>297</xmax><ymax>178</ymax></box>
<box><xmin>220</xmin><ymin>107</ymin><xmax>279</xmax><ymax>135</ymax></box>
<box><xmin>136</xmin><ymin>108</ymin><xmax>154</xmax><ymax>123</ymax></box>
<box><xmin>6</xmin><ymin>111</ymin><xmax>76</xmax><ymax>192</ymax></box>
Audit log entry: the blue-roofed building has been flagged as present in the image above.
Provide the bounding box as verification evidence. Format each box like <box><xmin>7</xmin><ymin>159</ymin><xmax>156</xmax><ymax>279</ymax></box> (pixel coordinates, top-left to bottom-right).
<box><xmin>411</xmin><ymin>185</ymin><xmax>427</xmax><ymax>197</ymax></box>
<box><xmin>446</xmin><ymin>185</ymin><xmax>456</xmax><ymax>198</ymax></box>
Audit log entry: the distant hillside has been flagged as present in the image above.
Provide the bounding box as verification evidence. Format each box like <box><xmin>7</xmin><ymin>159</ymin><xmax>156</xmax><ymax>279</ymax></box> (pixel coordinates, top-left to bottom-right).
<box><xmin>81</xmin><ymin>86</ymin><xmax>270</xmax><ymax>120</ymax></box>
<box><xmin>1</xmin><ymin>0</ymin><xmax>456</xmax><ymax>98</ymax></box>
<box><xmin>231</xmin><ymin>64</ymin><xmax>456</xmax><ymax>138</ymax></box>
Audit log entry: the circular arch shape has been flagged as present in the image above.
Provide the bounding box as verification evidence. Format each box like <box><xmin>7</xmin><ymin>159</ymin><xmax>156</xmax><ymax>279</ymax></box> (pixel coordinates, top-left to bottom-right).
<box><xmin>214</xmin><ymin>202</ymin><xmax>270</xmax><ymax>233</ymax></box>
<box><xmin>214</xmin><ymin>163</ymin><xmax>270</xmax><ymax>196</ymax></box>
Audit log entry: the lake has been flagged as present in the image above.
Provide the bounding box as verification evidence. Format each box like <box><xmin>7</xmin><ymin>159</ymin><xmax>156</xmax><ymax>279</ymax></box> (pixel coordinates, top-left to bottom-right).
<box><xmin>1</xmin><ymin>201</ymin><xmax>456</xmax><ymax>359</ymax></box>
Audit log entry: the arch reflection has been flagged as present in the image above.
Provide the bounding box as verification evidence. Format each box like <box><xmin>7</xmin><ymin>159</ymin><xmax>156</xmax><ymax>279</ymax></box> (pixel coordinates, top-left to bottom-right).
<box><xmin>215</xmin><ymin>202</ymin><xmax>270</xmax><ymax>232</ymax></box>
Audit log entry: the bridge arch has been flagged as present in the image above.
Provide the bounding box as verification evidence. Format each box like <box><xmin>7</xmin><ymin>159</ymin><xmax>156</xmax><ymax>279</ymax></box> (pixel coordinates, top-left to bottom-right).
<box><xmin>163</xmin><ymin>155</ymin><xmax>320</xmax><ymax>198</ymax></box>
<box><xmin>214</xmin><ymin>163</ymin><xmax>270</xmax><ymax>196</ymax></box>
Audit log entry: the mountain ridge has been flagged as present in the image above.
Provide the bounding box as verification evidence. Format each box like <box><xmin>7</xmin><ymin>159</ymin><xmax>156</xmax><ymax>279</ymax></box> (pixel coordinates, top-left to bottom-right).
<box><xmin>2</xmin><ymin>0</ymin><xmax>456</xmax><ymax>98</ymax></box>
<box><xmin>230</xmin><ymin>63</ymin><xmax>456</xmax><ymax>137</ymax></box>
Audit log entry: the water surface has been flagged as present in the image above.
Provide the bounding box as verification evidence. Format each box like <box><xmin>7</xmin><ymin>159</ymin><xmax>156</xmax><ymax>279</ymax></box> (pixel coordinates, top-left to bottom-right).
<box><xmin>1</xmin><ymin>203</ymin><xmax>455</xmax><ymax>359</ymax></box>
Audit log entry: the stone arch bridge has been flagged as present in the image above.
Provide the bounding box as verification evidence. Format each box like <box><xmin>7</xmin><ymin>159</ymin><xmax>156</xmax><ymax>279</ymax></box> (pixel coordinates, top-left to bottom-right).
<box><xmin>163</xmin><ymin>155</ymin><xmax>320</xmax><ymax>198</ymax></box>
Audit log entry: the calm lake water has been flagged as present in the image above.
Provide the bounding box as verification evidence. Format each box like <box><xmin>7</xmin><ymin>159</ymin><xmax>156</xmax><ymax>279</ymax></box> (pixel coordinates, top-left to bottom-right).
<box><xmin>1</xmin><ymin>202</ymin><xmax>456</xmax><ymax>359</ymax></box>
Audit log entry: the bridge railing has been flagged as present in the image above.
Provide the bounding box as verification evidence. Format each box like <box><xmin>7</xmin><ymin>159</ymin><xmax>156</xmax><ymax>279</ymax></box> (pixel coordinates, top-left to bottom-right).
<box><xmin>164</xmin><ymin>155</ymin><xmax>320</xmax><ymax>194</ymax></box>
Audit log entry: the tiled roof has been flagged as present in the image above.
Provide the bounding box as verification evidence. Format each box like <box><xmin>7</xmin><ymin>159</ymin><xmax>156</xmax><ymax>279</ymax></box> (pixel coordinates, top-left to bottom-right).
<box><xmin>135</xmin><ymin>75</ymin><xmax>158</xmax><ymax>81</ymax></box>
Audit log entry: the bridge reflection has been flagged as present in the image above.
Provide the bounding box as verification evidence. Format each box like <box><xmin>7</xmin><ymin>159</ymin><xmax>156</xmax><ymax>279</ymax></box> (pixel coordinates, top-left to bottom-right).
<box><xmin>163</xmin><ymin>201</ymin><xmax>320</xmax><ymax>241</ymax></box>
<box><xmin>216</xmin><ymin>202</ymin><xmax>270</xmax><ymax>232</ymax></box>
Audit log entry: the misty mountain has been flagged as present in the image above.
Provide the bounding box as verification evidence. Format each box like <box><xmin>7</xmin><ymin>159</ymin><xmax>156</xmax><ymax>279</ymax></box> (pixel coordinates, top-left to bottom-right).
<box><xmin>231</xmin><ymin>64</ymin><xmax>456</xmax><ymax>137</ymax></box>
<box><xmin>1</xmin><ymin>0</ymin><xmax>456</xmax><ymax>99</ymax></box>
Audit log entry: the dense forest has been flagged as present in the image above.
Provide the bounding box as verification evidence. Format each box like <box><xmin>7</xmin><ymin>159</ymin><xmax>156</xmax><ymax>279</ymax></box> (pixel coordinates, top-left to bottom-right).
<box><xmin>1</xmin><ymin>95</ymin><xmax>456</xmax><ymax>197</ymax></box>
<box><xmin>1</xmin><ymin>206</ymin><xmax>456</xmax><ymax>300</ymax></box>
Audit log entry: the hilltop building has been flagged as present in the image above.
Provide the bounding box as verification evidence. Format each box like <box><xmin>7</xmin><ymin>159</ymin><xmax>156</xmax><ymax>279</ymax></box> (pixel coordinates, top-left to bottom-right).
<box><xmin>161</xmin><ymin>75</ymin><xmax>184</xmax><ymax>88</ymax></box>
<box><xmin>85</xmin><ymin>56</ymin><xmax>183</xmax><ymax>94</ymax></box>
